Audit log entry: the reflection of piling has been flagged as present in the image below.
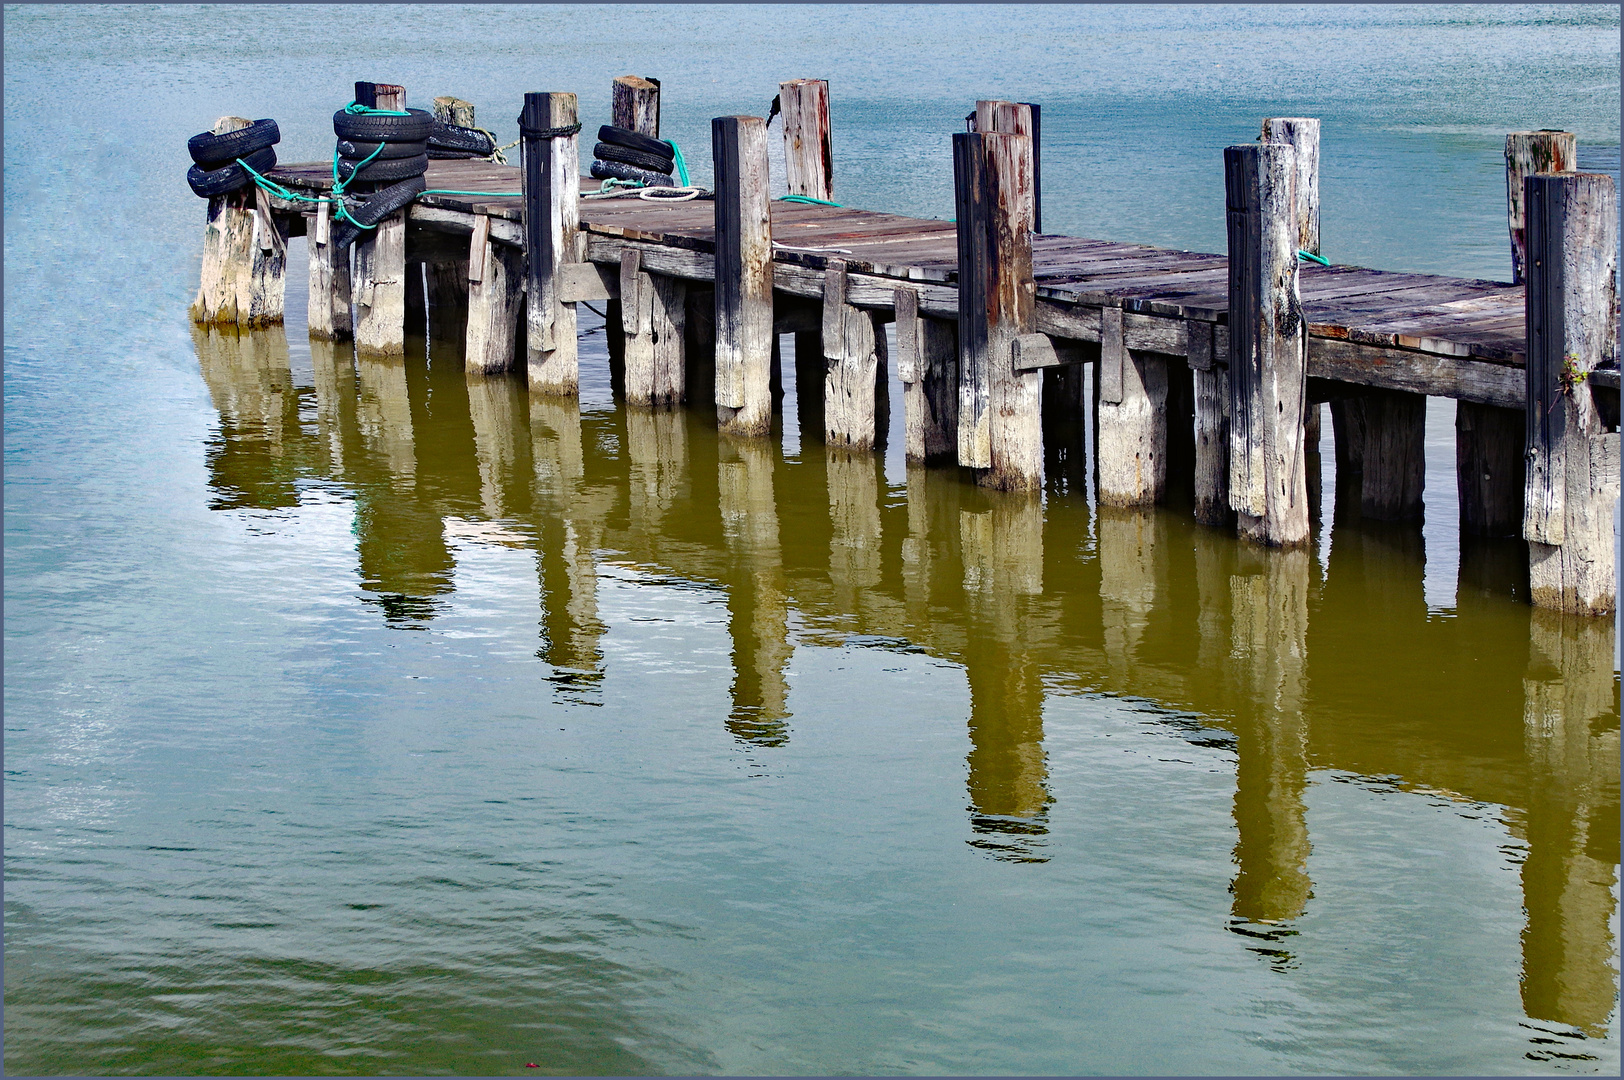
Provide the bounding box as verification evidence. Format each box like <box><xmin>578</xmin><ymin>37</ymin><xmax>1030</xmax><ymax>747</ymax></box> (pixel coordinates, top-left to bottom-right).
<box><xmin>531</xmin><ymin>395</ymin><xmax>606</xmax><ymax>682</ymax></box>
<box><xmin>465</xmin><ymin>371</ymin><xmax>530</xmax><ymax>519</ymax></box>
<box><xmin>1097</xmin><ymin>506</ymin><xmax>1164</xmax><ymax>676</ymax></box>
<box><xmin>1228</xmin><ymin>546</ymin><xmax>1313</xmax><ymax>925</ymax></box>
<box><xmin>625</xmin><ymin>408</ymin><xmax>690</xmax><ymax>536</ymax></box>
<box><xmin>355</xmin><ymin>354</ymin><xmax>418</xmax><ymax>485</ymax></box>
<box><xmin>192</xmin><ymin>324</ymin><xmax>305</xmax><ymax>509</ymax></box>
<box><xmin>308</xmin><ymin>337</ymin><xmax>356</xmax><ymax>474</ymax></box>
<box><xmin>720</xmin><ymin>437</ymin><xmax>792</xmax><ymax>745</ymax></box>
<box><xmin>1519</xmin><ymin>611</ymin><xmax>1620</xmax><ymax>1037</ymax></box>
<box><xmin>827</xmin><ymin>448</ymin><xmax>884</xmax><ymax>597</ymax></box>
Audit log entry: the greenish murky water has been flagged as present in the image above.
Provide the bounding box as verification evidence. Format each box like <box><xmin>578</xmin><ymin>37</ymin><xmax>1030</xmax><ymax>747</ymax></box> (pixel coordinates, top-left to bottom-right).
<box><xmin>5</xmin><ymin>4</ymin><xmax>1619</xmax><ymax>1075</ymax></box>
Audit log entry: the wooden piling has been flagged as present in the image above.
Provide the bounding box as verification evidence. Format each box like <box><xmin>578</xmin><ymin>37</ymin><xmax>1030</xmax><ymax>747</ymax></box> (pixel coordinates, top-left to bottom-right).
<box><xmin>821</xmin><ymin>259</ymin><xmax>888</xmax><ymax>448</ymax></box>
<box><xmin>1260</xmin><ymin>118</ymin><xmax>1320</xmax><ymax>256</ymax></box>
<box><xmin>1506</xmin><ymin>131</ymin><xmax>1576</xmax><ymax>285</ymax></box>
<box><xmin>306</xmin><ymin>198</ymin><xmax>352</xmax><ymax>340</ymax></box>
<box><xmin>895</xmin><ymin>285</ymin><xmax>957</xmax><ymax>462</ymax></box>
<box><xmin>611</xmin><ymin>76</ymin><xmax>661</xmax><ymax>137</ymax></box>
<box><xmin>192</xmin><ymin>116</ymin><xmax>288</xmax><ymax>327</ymax></box>
<box><xmin>1189</xmin><ymin>318</ymin><xmax>1232</xmax><ymax>526</ymax></box>
<box><xmin>465</xmin><ymin>215</ymin><xmax>524</xmax><ymax>374</ymax></box>
<box><xmin>1094</xmin><ymin>305</ymin><xmax>1168</xmax><ymax>507</ymax></box>
<box><xmin>353</xmin><ymin>83</ymin><xmax>409</xmax><ymax>358</ymax></box>
<box><xmin>1357</xmin><ymin>388</ymin><xmax>1426</xmax><ymax>521</ymax></box>
<box><xmin>1225</xmin><ymin>142</ymin><xmax>1309</xmax><ymax>547</ymax></box>
<box><xmin>521</xmin><ymin>91</ymin><xmax>582</xmax><ymax>395</ymax></box>
<box><xmin>620</xmin><ymin>248</ymin><xmax>687</xmax><ymax>406</ymax></box>
<box><xmin>954</xmin><ymin>128</ymin><xmax>1040</xmax><ymax>490</ymax></box>
<box><xmin>779</xmin><ymin>79</ymin><xmax>833</xmax><ymax>202</ymax></box>
<box><xmin>1523</xmin><ymin>171</ymin><xmax>1619</xmax><ymax>615</ymax></box>
<box><xmin>1456</xmin><ymin>401</ymin><xmax>1525</xmax><ymax>536</ymax></box>
<box><xmin>433</xmin><ymin>95</ymin><xmax>476</xmax><ymax>129</ymax></box>
<box><xmin>712</xmin><ymin>115</ymin><xmax>775</xmax><ymax>437</ymax></box>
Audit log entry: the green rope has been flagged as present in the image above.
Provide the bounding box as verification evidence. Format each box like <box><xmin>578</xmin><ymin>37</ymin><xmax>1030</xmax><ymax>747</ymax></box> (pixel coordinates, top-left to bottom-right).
<box><xmin>1298</xmin><ymin>250</ymin><xmax>1331</xmax><ymax>266</ymax></box>
<box><xmin>664</xmin><ymin>138</ymin><xmax>691</xmax><ymax>187</ymax></box>
<box><xmin>778</xmin><ymin>194</ymin><xmax>842</xmax><ymax>207</ymax></box>
<box><xmin>344</xmin><ymin>100</ymin><xmax>410</xmax><ymax>117</ymax></box>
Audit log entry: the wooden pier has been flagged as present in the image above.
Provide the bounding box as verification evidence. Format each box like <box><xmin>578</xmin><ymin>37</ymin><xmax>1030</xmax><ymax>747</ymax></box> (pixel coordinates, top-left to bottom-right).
<box><xmin>190</xmin><ymin>79</ymin><xmax>1620</xmax><ymax>615</ymax></box>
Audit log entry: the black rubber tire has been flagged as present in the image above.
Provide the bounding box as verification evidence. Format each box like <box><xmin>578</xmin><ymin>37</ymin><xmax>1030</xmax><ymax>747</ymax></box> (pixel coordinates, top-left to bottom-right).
<box><xmin>331</xmin><ymin>174</ymin><xmax>429</xmax><ymax>250</ymax></box>
<box><xmin>332</xmin><ymin>107</ymin><xmax>433</xmax><ymax>143</ymax></box>
<box><xmin>589</xmin><ymin>159</ymin><xmax>675</xmax><ymax>188</ymax></box>
<box><xmin>427</xmin><ymin>147</ymin><xmax>487</xmax><ymax>160</ymax></box>
<box><xmin>186</xmin><ymin>147</ymin><xmax>277</xmax><ymax>198</ymax></box>
<box><xmin>598</xmin><ymin>124</ymin><xmax>672</xmax><ymax>159</ymax></box>
<box><xmin>337</xmin><ymin>153</ymin><xmax>429</xmax><ymax>183</ymax></box>
<box><xmin>188</xmin><ymin>119</ymin><xmax>280</xmax><ymax>167</ymax></box>
<box><xmin>427</xmin><ymin>121</ymin><xmax>495</xmax><ymax>155</ymax></box>
<box><xmin>593</xmin><ymin>141</ymin><xmax>673</xmax><ymax>174</ymax></box>
<box><xmin>335</xmin><ymin>137</ymin><xmax>428</xmax><ymax>161</ymax></box>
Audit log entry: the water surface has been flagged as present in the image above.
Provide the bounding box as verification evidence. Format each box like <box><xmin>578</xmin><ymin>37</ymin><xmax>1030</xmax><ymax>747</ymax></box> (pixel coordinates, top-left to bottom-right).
<box><xmin>5</xmin><ymin>4</ymin><xmax>1620</xmax><ymax>1075</ymax></box>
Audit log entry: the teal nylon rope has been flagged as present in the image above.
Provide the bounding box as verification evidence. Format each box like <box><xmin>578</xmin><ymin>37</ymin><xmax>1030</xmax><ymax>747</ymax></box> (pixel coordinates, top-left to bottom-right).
<box><xmin>778</xmin><ymin>194</ymin><xmax>842</xmax><ymax>207</ymax></box>
<box><xmin>343</xmin><ymin>100</ymin><xmax>411</xmax><ymax>117</ymax></box>
<box><xmin>1298</xmin><ymin>250</ymin><xmax>1330</xmax><ymax>266</ymax></box>
<box><xmin>664</xmin><ymin>138</ymin><xmax>690</xmax><ymax>187</ymax></box>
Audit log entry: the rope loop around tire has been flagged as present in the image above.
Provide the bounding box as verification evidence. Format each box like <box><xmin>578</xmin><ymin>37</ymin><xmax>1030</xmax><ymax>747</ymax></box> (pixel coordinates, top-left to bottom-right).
<box><xmin>519</xmin><ymin>122</ymin><xmax>583</xmax><ymax>140</ymax></box>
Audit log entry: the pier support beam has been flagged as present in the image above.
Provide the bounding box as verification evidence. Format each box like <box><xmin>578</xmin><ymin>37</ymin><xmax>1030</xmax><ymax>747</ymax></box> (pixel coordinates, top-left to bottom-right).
<box><xmin>1225</xmin><ymin>141</ymin><xmax>1309</xmax><ymax>547</ymax></box>
<box><xmin>1189</xmin><ymin>318</ymin><xmax>1232</xmax><ymax>526</ymax></box>
<box><xmin>465</xmin><ymin>216</ymin><xmax>524</xmax><ymax>374</ymax></box>
<box><xmin>522</xmin><ymin>91</ymin><xmax>582</xmax><ymax>395</ymax></box>
<box><xmin>1523</xmin><ymin>171</ymin><xmax>1619</xmax><ymax>615</ymax></box>
<box><xmin>780</xmin><ymin>78</ymin><xmax>833</xmax><ymax>201</ymax></box>
<box><xmin>353</xmin><ymin>83</ymin><xmax>409</xmax><ymax>358</ymax></box>
<box><xmin>1356</xmin><ymin>388</ymin><xmax>1426</xmax><ymax>521</ymax></box>
<box><xmin>954</xmin><ymin>123</ymin><xmax>1040</xmax><ymax>490</ymax></box>
<box><xmin>1457</xmin><ymin>401</ymin><xmax>1525</xmax><ymax>536</ymax></box>
<box><xmin>896</xmin><ymin>286</ymin><xmax>957</xmax><ymax>463</ymax></box>
<box><xmin>1094</xmin><ymin>306</ymin><xmax>1167</xmax><ymax>506</ymax></box>
<box><xmin>306</xmin><ymin>200</ymin><xmax>352</xmax><ymax>340</ymax></box>
<box><xmin>620</xmin><ymin>250</ymin><xmax>686</xmax><ymax>406</ymax></box>
<box><xmin>1506</xmin><ymin>131</ymin><xmax>1576</xmax><ymax>285</ymax></box>
<box><xmin>822</xmin><ymin>260</ymin><xmax>888</xmax><ymax>448</ymax></box>
<box><xmin>712</xmin><ymin>115</ymin><xmax>775</xmax><ymax>437</ymax></box>
<box><xmin>192</xmin><ymin>116</ymin><xmax>288</xmax><ymax>328</ymax></box>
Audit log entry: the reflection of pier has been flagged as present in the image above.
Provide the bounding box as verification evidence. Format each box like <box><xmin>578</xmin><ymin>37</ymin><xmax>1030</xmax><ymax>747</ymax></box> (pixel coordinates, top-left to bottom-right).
<box><xmin>195</xmin><ymin>318</ymin><xmax>1617</xmax><ymax>1041</ymax></box>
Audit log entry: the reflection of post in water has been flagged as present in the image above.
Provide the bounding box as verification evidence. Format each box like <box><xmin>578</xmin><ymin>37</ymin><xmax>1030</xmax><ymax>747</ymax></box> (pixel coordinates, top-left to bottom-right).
<box><xmin>193</xmin><ymin>324</ymin><xmax>308</xmax><ymax>510</ymax></box>
<box><xmin>719</xmin><ymin>437</ymin><xmax>792</xmax><ymax>745</ymax></box>
<box><xmin>465</xmin><ymin>371</ymin><xmax>530</xmax><ymax>520</ymax></box>
<box><xmin>354</xmin><ymin>352</ymin><xmax>417</xmax><ymax>487</ymax></box>
<box><xmin>1227</xmin><ymin>546</ymin><xmax>1313</xmax><ymax>947</ymax></box>
<box><xmin>531</xmin><ymin>394</ymin><xmax>606</xmax><ymax>688</ymax></box>
<box><xmin>624</xmin><ymin>407</ymin><xmax>690</xmax><ymax>538</ymax></box>
<box><xmin>1519</xmin><ymin>611</ymin><xmax>1620</xmax><ymax>1041</ymax></box>
<box><xmin>308</xmin><ymin>337</ymin><xmax>357</xmax><ymax>474</ymax></box>
<box><xmin>959</xmin><ymin>490</ymin><xmax>1050</xmax><ymax>861</ymax></box>
<box><xmin>1097</xmin><ymin>506</ymin><xmax>1166</xmax><ymax>678</ymax></box>
<box><xmin>901</xmin><ymin>462</ymin><xmax>964</xmax><ymax>624</ymax></box>
<box><xmin>826</xmin><ymin>447</ymin><xmax>884</xmax><ymax>599</ymax></box>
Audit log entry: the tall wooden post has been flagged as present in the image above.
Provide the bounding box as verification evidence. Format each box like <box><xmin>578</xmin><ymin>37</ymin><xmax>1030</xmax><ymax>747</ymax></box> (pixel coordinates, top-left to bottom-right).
<box><xmin>954</xmin><ymin>127</ymin><xmax>1040</xmax><ymax>491</ymax></box>
<box><xmin>1507</xmin><ymin>131</ymin><xmax>1577</xmax><ymax>285</ymax></box>
<box><xmin>896</xmin><ymin>286</ymin><xmax>957</xmax><ymax>462</ymax></box>
<box><xmin>1189</xmin><ymin>318</ymin><xmax>1231</xmax><ymax>525</ymax></box>
<box><xmin>1225</xmin><ymin>142</ymin><xmax>1309</xmax><ymax>547</ymax></box>
<box><xmin>780</xmin><ymin>79</ymin><xmax>832</xmax><ymax>202</ymax></box>
<box><xmin>1260</xmin><ymin>117</ymin><xmax>1319</xmax><ymax>256</ymax></box>
<box><xmin>612</xmin><ymin>76</ymin><xmax>661</xmax><ymax>137</ymax></box>
<box><xmin>192</xmin><ymin>116</ymin><xmax>288</xmax><ymax>328</ymax></box>
<box><xmin>353</xmin><ymin>83</ymin><xmax>409</xmax><ymax>358</ymax></box>
<box><xmin>712</xmin><ymin>115</ymin><xmax>774</xmax><ymax>437</ymax></box>
<box><xmin>522</xmin><ymin>91</ymin><xmax>581</xmax><ymax>395</ymax></box>
<box><xmin>306</xmin><ymin>199</ymin><xmax>352</xmax><ymax>340</ymax></box>
<box><xmin>1523</xmin><ymin>171</ymin><xmax>1619</xmax><ymax>615</ymax></box>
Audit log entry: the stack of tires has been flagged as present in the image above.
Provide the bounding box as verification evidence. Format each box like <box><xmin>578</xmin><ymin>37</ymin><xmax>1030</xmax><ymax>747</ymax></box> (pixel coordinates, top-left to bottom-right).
<box><xmin>426</xmin><ymin>120</ymin><xmax>497</xmax><ymax>160</ymax></box>
<box><xmin>330</xmin><ymin>106</ymin><xmax>433</xmax><ymax>250</ymax></box>
<box><xmin>590</xmin><ymin>125</ymin><xmax>676</xmax><ymax>189</ymax></box>
<box><xmin>186</xmin><ymin>119</ymin><xmax>280</xmax><ymax>198</ymax></box>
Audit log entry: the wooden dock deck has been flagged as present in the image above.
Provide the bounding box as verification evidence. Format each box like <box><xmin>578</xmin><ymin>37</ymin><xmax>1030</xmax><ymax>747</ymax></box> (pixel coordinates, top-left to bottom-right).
<box><xmin>266</xmin><ymin>157</ymin><xmax>1541</xmax><ymax>409</ymax></box>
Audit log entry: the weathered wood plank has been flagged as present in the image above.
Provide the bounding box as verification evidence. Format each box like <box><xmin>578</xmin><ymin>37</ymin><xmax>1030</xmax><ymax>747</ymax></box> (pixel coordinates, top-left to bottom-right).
<box><xmin>465</xmin><ymin>213</ymin><xmax>524</xmax><ymax>374</ymax></box>
<box><xmin>1506</xmin><ymin>130</ymin><xmax>1576</xmax><ymax>285</ymax></box>
<box><xmin>306</xmin><ymin>199</ymin><xmax>352</xmax><ymax>340</ymax></box>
